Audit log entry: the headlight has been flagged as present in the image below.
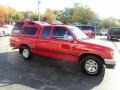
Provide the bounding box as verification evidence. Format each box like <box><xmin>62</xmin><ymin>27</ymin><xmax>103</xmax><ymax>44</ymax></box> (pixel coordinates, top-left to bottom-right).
<box><xmin>110</xmin><ymin>51</ymin><xmax>115</xmax><ymax>58</ymax></box>
<box><xmin>110</xmin><ymin>50</ymin><xmax>119</xmax><ymax>59</ymax></box>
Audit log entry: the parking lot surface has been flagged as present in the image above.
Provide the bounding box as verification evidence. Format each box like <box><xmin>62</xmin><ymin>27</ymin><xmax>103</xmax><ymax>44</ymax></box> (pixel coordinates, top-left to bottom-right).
<box><xmin>0</xmin><ymin>36</ymin><xmax>120</xmax><ymax>90</ymax></box>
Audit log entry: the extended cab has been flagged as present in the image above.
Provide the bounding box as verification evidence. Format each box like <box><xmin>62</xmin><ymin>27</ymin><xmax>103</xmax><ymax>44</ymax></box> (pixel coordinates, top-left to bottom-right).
<box><xmin>10</xmin><ymin>21</ymin><xmax>116</xmax><ymax>75</ymax></box>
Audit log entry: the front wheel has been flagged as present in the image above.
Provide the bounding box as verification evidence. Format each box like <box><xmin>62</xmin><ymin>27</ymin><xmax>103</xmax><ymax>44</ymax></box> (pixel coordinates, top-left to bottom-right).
<box><xmin>80</xmin><ymin>56</ymin><xmax>103</xmax><ymax>76</ymax></box>
<box><xmin>20</xmin><ymin>46</ymin><xmax>32</xmax><ymax>60</ymax></box>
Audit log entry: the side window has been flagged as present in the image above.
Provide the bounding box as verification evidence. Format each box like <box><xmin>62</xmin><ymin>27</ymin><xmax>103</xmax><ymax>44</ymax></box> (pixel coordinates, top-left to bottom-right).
<box><xmin>12</xmin><ymin>22</ymin><xmax>24</xmax><ymax>34</ymax></box>
<box><xmin>52</xmin><ymin>27</ymin><xmax>71</xmax><ymax>40</ymax></box>
<box><xmin>41</xmin><ymin>26</ymin><xmax>51</xmax><ymax>38</ymax></box>
<box><xmin>22</xmin><ymin>27</ymin><xmax>38</xmax><ymax>35</ymax></box>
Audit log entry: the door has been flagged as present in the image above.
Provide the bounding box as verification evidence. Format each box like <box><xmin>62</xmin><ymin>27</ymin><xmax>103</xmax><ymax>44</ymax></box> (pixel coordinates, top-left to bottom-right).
<box><xmin>36</xmin><ymin>26</ymin><xmax>78</xmax><ymax>61</ymax></box>
<box><xmin>37</xmin><ymin>26</ymin><xmax>52</xmax><ymax>51</ymax></box>
<box><xmin>51</xmin><ymin>26</ymin><xmax>75</xmax><ymax>56</ymax></box>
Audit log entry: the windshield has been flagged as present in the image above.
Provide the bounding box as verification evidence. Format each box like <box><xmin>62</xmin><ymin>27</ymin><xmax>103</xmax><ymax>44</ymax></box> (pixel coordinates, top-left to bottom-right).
<box><xmin>68</xmin><ymin>26</ymin><xmax>88</xmax><ymax>40</ymax></box>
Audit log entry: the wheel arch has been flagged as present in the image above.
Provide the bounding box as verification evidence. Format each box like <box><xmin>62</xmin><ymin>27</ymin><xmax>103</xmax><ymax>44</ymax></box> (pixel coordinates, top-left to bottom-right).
<box><xmin>19</xmin><ymin>44</ymin><xmax>31</xmax><ymax>54</ymax></box>
<box><xmin>79</xmin><ymin>53</ymin><xmax>105</xmax><ymax>64</ymax></box>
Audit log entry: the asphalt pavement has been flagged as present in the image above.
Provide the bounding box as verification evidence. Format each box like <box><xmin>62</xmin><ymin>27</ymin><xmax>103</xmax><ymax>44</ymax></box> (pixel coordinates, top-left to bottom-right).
<box><xmin>0</xmin><ymin>36</ymin><xmax>120</xmax><ymax>90</ymax></box>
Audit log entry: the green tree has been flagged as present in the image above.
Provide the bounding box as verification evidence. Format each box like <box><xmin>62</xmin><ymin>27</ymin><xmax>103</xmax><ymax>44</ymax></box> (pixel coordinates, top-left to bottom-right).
<box><xmin>30</xmin><ymin>13</ymin><xmax>38</xmax><ymax>21</ymax></box>
<box><xmin>7</xmin><ymin>7</ymin><xmax>24</xmax><ymax>22</ymax></box>
<box><xmin>72</xmin><ymin>8</ymin><xmax>80</xmax><ymax>22</ymax></box>
<box><xmin>55</xmin><ymin>8</ymin><xmax>74</xmax><ymax>24</ymax></box>
<box><xmin>100</xmin><ymin>18</ymin><xmax>120</xmax><ymax>28</ymax></box>
<box><xmin>14</xmin><ymin>12</ymin><xmax>24</xmax><ymax>21</ymax></box>
<box><xmin>0</xmin><ymin>5</ymin><xmax>8</xmax><ymax>25</ymax></box>
<box><xmin>21</xmin><ymin>11</ymin><xmax>38</xmax><ymax>20</ymax></box>
<box><xmin>55</xmin><ymin>3</ymin><xmax>97</xmax><ymax>24</ymax></box>
<box><xmin>72</xmin><ymin>3</ymin><xmax>97</xmax><ymax>24</ymax></box>
<box><xmin>6</xmin><ymin>7</ymin><xmax>17</xmax><ymax>24</ymax></box>
<box><xmin>42</xmin><ymin>9</ymin><xmax>56</xmax><ymax>23</ymax></box>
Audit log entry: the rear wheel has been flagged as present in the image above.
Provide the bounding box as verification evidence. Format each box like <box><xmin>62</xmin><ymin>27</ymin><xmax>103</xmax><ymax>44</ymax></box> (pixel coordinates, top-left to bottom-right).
<box><xmin>80</xmin><ymin>56</ymin><xmax>103</xmax><ymax>76</ymax></box>
<box><xmin>20</xmin><ymin>46</ymin><xmax>32</xmax><ymax>60</ymax></box>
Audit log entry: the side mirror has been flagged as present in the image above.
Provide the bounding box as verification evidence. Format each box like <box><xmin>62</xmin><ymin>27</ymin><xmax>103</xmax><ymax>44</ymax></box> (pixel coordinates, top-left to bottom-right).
<box><xmin>67</xmin><ymin>36</ymin><xmax>73</xmax><ymax>42</ymax></box>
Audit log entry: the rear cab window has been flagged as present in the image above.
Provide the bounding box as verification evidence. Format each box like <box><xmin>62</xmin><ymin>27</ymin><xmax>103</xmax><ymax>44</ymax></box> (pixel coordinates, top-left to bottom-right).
<box><xmin>12</xmin><ymin>22</ymin><xmax>24</xmax><ymax>34</ymax></box>
<box><xmin>22</xmin><ymin>27</ymin><xmax>38</xmax><ymax>35</ymax></box>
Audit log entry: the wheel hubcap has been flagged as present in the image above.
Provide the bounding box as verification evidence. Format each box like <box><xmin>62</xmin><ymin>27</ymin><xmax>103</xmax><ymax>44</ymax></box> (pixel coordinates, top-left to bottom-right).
<box><xmin>85</xmin><ymin>60</ymin><xmax>98</xmax><ymax>73</ymax></box>
<box><xmin>22</xmin><ymin>49</ymin><xmax>29</xmax><ymax>58</ymax></box>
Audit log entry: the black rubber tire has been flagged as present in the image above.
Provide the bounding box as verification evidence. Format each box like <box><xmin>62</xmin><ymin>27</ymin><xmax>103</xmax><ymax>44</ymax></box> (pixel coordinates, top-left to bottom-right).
<box><xmin>20</xmin><ymin>46</ymin><xmax>32</xmax><ymax>61</ymax></box>
<box><xmin>107</xmin><ymin>36</ymin><xmax>110</xmax><ymax>40</ymax></box>
<box><xmin>110</xmin><ymin>37</ymin><xmax>113</xmax><ymax>40</ymax></box>
<box><xmin>80</xmin><ymin>56</ymin><xmax>103</xmax><ymax>76</ymax></box>
<box><xmin>107</xmin><ymin>36</ymin><xmax>113</xmax><ymax>40</ymax></box>
<box><xmin>1</xmin><ymin>31</ymin><xmax>5</xmax><ymax>37</ymax></box>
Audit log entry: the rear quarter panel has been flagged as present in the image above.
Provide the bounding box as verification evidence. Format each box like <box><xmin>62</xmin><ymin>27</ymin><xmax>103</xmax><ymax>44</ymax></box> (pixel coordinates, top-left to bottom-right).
<box><xmin>10</xmin><ymin>34</ymin><xmax>20</xmax><ymax>48</ymax></box>
<box><xmin>10</xmin><ymin>23</ymin><xmax>41</xmax><ymax>49</ymax></box>
<box><xmin>19</xmin><ymin>35</ymin><xmax>38</xmax><ymax>49</ymax></box>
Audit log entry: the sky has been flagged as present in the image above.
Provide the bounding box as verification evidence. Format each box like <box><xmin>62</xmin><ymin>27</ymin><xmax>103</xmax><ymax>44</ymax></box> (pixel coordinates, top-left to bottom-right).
<box><xmin>0</xmin><ymin>0</ymin><xmax>120</xmax><ymax>19</ymax></box>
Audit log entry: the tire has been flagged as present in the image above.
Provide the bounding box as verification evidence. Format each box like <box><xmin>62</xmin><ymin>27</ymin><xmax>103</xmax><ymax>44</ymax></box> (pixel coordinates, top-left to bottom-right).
<box><xmin>20</xmin><ymin>46</ymin><xmax>32</xmax><ymax>60</ymax></box>
<box><xmin>107</xmin><ymin>36</ymin><xmax>110</xmax><ymax>40</ymax></box>
<box><xmin>110</xmin><ymin>37</ymin><xmax>113</xmax><ymax>40</ymax></box>
<box><xmin>80</xmin><ymin>56</ymin><xmax>103</xmax><ymax>76</ymax></box>
<box><xmin>1</xmin><ymin>31</ymin><xmax>5</xmax><ymax>37</ymax></box>
<box><xmin>107</xmin><ymin>36</ymin><xmax>113</xmax><ymax>40</ymax></box>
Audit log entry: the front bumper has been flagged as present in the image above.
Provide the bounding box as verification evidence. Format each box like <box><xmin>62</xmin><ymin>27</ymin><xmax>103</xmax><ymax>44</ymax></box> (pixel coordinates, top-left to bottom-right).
<box><xmin>104</xmin><ymin>59</ymin><xmax>116</xmax><ymax>68</ymax></box>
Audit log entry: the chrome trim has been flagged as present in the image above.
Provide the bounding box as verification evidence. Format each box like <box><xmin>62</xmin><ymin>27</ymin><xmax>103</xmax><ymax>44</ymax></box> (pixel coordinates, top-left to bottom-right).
<box><xmin>104</xmin><ymin>59</ymin><xmax>116</xmax><ymax>65</ymax></box>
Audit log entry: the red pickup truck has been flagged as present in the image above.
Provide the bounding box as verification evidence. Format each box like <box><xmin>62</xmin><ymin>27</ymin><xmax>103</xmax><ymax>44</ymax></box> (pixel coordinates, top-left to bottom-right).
<box><xmin>10</xmin><ymin>21</ymin><xmax>116</xmax><ymax>75</ymax></box>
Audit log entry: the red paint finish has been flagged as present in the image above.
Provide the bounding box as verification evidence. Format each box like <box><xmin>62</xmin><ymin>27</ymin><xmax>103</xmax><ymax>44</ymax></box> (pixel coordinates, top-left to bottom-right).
<box><xmin>10</xmin><ymin>21</ymin><xmax>115</xmax><ymax>63</ymax></box>
<box><xmin>32</xmin><ymin>48</ymin><xmax>78</xmax><ymax>62</ymax></box>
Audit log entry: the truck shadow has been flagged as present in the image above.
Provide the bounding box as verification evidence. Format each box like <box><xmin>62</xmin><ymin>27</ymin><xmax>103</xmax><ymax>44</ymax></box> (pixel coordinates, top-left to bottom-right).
<box><xmin>0</xmin><ymin>51</ymin><xmax>105</xmax><ymax>90</ymax></box>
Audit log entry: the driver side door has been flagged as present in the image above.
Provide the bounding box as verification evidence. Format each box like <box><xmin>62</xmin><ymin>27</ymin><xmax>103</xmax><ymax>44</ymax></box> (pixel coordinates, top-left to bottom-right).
<box><xmin>51</xmin><ymin>26</ymin><xmax>75</xmax><ymax>58</ymax></box>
